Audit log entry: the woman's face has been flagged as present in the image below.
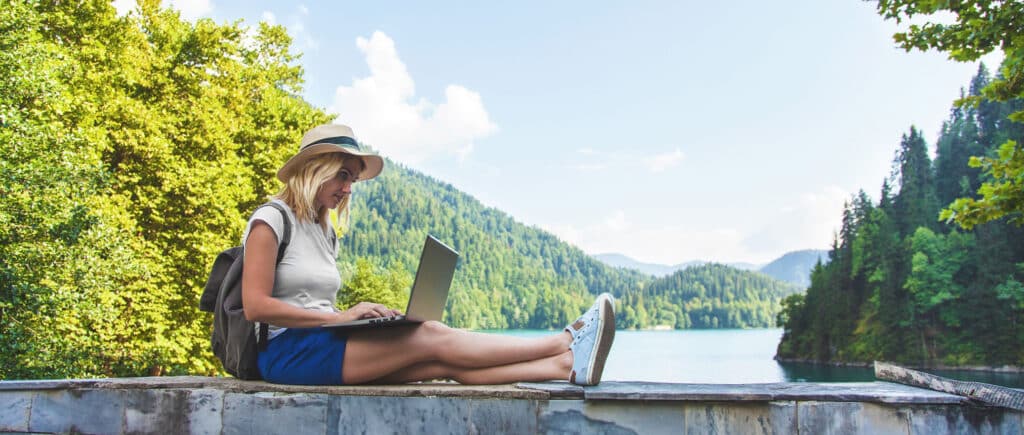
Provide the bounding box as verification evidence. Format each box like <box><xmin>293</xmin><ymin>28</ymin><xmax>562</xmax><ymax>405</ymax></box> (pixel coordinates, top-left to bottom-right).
<box><xmin>316</xmin><ymin>158</ymin><xmax>364</xmax><ymax>210</ymax></box>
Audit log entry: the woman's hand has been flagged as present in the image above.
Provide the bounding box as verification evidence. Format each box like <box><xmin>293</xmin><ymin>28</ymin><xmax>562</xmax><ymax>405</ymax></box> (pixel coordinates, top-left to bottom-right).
<box><xmin>341</xmin><ymin>302</ymin><xmax>403</xmax><ymax>321</ymax></box>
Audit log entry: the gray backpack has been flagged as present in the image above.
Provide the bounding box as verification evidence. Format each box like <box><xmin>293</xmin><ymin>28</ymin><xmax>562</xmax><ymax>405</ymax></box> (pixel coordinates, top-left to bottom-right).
<box><xmin>199</xmin><ymin>202</ymin><xmax>291</xmax><ymax>380</ymax></box>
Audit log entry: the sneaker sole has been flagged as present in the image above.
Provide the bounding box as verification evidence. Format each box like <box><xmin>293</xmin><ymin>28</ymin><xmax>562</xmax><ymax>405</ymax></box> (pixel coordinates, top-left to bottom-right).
<box><xmin>586</xmin><ymin>295</ymin><xmax>616</xmax><ymax>385</ymax></box>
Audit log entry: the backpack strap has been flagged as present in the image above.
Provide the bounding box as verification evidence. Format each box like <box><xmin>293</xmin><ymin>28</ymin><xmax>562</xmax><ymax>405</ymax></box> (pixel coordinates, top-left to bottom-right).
<box><xmin>259</xmin><ymin>201</ymin><xmax>293</xmax><ymax>262</ymax></box>
<box><xmin>253</xmin><ymin>201</ymin><xmax>293</xmax><ymax>351</ymax></box>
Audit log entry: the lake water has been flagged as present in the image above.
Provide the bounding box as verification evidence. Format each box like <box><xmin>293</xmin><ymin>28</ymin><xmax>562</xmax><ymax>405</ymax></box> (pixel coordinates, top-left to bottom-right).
<box><xmin>491</xmin><ymin>328</ymin><xmax>1024</xmax><ymax>388</ymax></box>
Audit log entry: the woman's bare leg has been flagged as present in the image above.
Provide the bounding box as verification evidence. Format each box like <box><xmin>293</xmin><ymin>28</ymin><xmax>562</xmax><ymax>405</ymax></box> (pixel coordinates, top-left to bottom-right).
<box><xmin>370</xmin><ymin>352</ymin><xmax>573</xmax><ymax>385</ymax></box>
<box><xmin>342</xmin><ymin>321</ymin><xmax>572</xmax><ymax>384</ymax></box>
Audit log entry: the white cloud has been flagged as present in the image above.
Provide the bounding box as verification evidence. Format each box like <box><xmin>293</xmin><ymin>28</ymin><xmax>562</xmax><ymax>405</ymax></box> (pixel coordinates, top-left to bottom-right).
<box><xmin>741</xmin><ymin>186</ymin><xmax>849</xmax><ymax>259</ymax></box>
<box><xmin>168</xmin><ymin>0</ymin><xmax>213</xmax><ymax>21</ymax></box>
<box><xmin>288</xmin><ymin>6</ymin><xmax>318</xmax><ymax>52</ymax></box>
<box><xmin>646</xmin><ymin>148</ymin><xmax>685</xmax><ymax>173</ymax></box>
<box><xmin>570</xmin><ymin>163</ymin><xmax>608</xmax><ymax>172</ymax></box>
<box><xmin>542</xmin><ymin>186</ymin><xmax>848</xmax><ymax>265</ymax></box>
<box><xmin>568</xmin><ymin>146</ymin><xmax>684</xmax><ymax>174</ymax></box>
<box><xmin>329</xmin><ymin>31</ymin><xmax>498</xmax><ymax>164</ymax></box>
<box><xmin>605</xmin><ymin>210</ymin><xmax>628</xmax><ymax>231</ymax></box>
<box><xmin>455</xmin><ymin>142</ymin><xmax>474</xmax><ymax>164</ymax></box>
<box><xmin>542</xmin><ymin>211</ymin><xmax>747</xmax><ymax>265</ymax></box>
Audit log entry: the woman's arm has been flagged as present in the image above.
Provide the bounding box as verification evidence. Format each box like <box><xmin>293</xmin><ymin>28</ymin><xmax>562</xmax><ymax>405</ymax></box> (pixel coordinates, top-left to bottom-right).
<box><xmin>241</xmin><ymin>221</ymin><xmax>398</xmax><ymax>327</ymax></box>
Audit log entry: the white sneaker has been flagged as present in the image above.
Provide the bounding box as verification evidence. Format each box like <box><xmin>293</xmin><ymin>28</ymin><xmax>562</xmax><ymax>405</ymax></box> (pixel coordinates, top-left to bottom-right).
<box><xmin>566</xmin><ymin>293</ymin><xmax>616</xmax><ymax>386</ymax></box>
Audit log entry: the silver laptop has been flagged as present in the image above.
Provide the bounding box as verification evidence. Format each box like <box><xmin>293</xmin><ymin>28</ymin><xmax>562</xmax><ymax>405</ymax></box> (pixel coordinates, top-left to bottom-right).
<box><xmin>322</xmin><ymin>235</ymin><xmax>458</xmax><ymax>332</ymax></box>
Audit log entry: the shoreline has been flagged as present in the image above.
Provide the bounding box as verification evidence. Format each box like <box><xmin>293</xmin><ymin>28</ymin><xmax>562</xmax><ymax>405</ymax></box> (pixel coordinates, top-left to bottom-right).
<box><xmin>774</xmin><ymin>357</ymin><xmax>1024</xmax><ymax>374</ymax></box>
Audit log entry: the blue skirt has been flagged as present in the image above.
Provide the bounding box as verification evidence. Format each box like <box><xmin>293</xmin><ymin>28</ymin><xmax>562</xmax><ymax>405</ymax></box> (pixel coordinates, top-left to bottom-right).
<box><xmin>258</xmin><ymin>328</ymin><xmax>347</xmax><ymax>385</ymax></box>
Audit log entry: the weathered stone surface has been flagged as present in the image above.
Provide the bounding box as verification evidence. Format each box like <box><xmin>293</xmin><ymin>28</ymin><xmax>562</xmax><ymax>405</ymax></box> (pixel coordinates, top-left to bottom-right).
<box><xmin>332</xmin><ymin>396</ymin><xmax>473</xmax><ymax>435</ymax></box>
<box><xmin>906</xmin><ymin>404</ymin><xmax>1024</xmax><ymax>435</ymax></box>
<box><xmin>124</xmin><ymin>388</ymin><xmax>192</xmax><ymax>434</ymax></box>
<box><xmin>0</xmin><ymin>378</ymin><xmax>100</xmax><ymax>391</ymax></box>
<box><xmin>223</xmin><ymin>391</ymin><xmax>329</xmax><ymax>435</ymax></box>
<box><xmin>0</xmin><ymin>391</ymin><xmax>32</xmax><ymax>432</ymax></box>
<box><xmin>797</xmin><ymin>401</ymin><xmax>911</xmax><ymax>434</ymax></box>
<box><xmin>517</xmin><ymin>381</ymin><xmax>584</xmax><ymax>398</ymax></box>
<box><xmin>540</xmin><ymin>401</ymin><xmax>641</xmax><ymax>435</ymax></box>
<box><xmin>29</xmin><ymin>389</ymin><xmax>125</xmax><ymax>435</ymax></box>
<box><xmin>575</xmin><ymin>381</ymin><xmax>965</xmax><ymax>404</ymax></box>
<box><xmin>186</xmin><ymin>389</ymin><xmax>225</xmax><ymax>435</ymax></box>
<box><xmin>682</xmin><ymin>401</ymin><xmax>796</xmax><ymax>435</ymax></box>
<box><xmin>577</xmin><ymin>400</ymin><xmax>691</xmax><ymax>435</ymax></box>
<box><xmin>467</xmin><ymin>397</ymin><xmax>540</xmax><ymax>434</ymax></box>
<box><xmin>1</xmin><ymin>377</ymin><xmax>1021</xmax><ymax>434</ymax></box>
<box><xmin>1</xmin><ymin>376</ymin><xmax>548</xmax><ymax>399</ymax></box>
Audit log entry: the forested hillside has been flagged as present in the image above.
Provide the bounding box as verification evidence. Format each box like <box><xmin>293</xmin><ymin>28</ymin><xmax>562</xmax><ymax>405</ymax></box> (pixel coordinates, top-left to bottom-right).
<box><xmin>618</xmin><ymin>264</ymin><xmax>801</xmax><ymax>329</ymax></box>
<box><xmin>776</xmin><ymin>64</ymin><xmax>1024</xmax><ymax>367</ymax></box>
<box><xmin>338</xmin><ymin>160</ymin><xmax>647</xmax><ymax>329</ymax></box>
<box><xmin>337</xmin><ymin>161</ymin><xmax>800</xmax><ymax>330</ymax></box>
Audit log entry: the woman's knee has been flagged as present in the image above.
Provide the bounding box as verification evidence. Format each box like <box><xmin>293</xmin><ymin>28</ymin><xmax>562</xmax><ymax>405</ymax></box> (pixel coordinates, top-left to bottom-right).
<box><xmin>414</xmin><ymin>320</ymin><xmax>456</xmax><ymax>352</ymax></box>
<box><xmin>420</xmin><ymin>320</ymin><xmax>450</xmax><ymax>334</ymax></box>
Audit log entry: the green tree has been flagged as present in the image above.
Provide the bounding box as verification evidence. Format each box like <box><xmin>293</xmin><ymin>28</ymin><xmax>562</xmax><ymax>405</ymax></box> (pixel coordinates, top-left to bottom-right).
<box><xmin>874</xmin><ymin>0</ymin><xmax>1024</xmax><ymax>228</ymax></box>
<box><xmin>339</xmin><ymin>258</ymin><xmax>411</xmax><ymax>312</ymax></box>
<box><xmin>1</xmin><ymin>0</ymin><xmax>328</xmax><ymax>379</ymax></box>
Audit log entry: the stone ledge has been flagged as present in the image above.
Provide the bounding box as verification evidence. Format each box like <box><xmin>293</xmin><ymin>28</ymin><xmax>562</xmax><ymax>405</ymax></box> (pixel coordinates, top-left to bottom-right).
<box><xmin>519</xmin><ymin>381</ymin><xmax>972</xmax><ymax>404</ymax></box>
<box><xmin>0</xmin><ymin>376</ymin><xmax>548</xmax><ymax>399</ymax></box>
<box><xmin>0</xmin><ymin>376</ymin><xmax>978</xmax><ymax>404</ymax></box>
<box><xmin>1</xmin><ymin>378</ymin><xmax>1021</xmax><ymax>434</ymax></box>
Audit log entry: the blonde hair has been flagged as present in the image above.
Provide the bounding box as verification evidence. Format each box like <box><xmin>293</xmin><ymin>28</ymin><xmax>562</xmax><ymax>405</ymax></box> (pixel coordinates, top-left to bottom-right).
<box><xmin>275</xmin><ymin>153</ymin><xmax>363</xmax><ymax>234</ymax></box>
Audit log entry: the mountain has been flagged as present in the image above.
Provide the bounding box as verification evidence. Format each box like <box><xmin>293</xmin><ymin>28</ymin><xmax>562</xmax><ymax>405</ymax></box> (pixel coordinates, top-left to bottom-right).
<box><xmin>757</xmin><ymin>249</ymin><xmax>829</xmax><ymax>288</ymax></box>
<box><xmin>593</xmin><ymin>253</ymin><xmax>683</xmax><ymax>276</ymax></box>
<box><xmin>339</xmin><ymin>159</ymin><xmax>798</xmax><ymax>329</ymax></box>
<box><xmin>622</xmin><ymin>263</ymin><xmax>803</xmax><ymax>329</ymax></box>
<box><xmin>595</xmin><ymin>250</ymin><xmax>827</xmax><ymax>288</ymax></box>
<box><xmin>594</xmin><ymin>254</ymin><xmax>760</xmax><ymax>276</ymax></box>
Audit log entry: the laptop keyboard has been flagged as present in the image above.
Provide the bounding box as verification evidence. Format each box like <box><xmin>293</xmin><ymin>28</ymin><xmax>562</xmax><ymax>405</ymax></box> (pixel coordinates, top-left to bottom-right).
<box><xmin>369</xmin><ymin>316</ymin><xmax>399</xmax><ymax>324</ymax></box>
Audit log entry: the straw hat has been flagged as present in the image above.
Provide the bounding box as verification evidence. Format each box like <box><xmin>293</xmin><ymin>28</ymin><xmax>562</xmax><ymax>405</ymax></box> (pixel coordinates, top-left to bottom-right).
<box><xmin>276</xmin><ymin>124</ymin><xmax>384</xmax><ymax>182</ymax></box>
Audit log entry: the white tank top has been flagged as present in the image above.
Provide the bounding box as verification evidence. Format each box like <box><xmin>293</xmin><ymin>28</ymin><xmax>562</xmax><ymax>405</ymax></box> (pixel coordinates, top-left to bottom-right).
<box><xmin>242</xmin><ymin>199</ymin><xmax>341</xmax><ymax>339</ymax></box>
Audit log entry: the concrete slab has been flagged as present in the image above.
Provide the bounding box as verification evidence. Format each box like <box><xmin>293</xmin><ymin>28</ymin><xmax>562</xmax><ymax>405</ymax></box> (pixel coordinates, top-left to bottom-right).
<box><xmin>546</xmin><ymin>381</ymin><xmax>967</xmax><ymax>404</ymax></box>
<box><xmin>10</xmin><ymin>376</ymin><xmax>550</xmax><ymax>399</ymax></box>
<box><xmin>186</xmin><ymin>389</ymin><xmax>224</xmax><ymax>435</ymax></box>
<box><xmin>682</xmin><ymin>401</ymin><xmax>797</xmax><ymax>435</ymax></box>
<box><xmin>124</xmin><ymin>388</ymin><xmax>194</xmax><ymax>434</ymax></box>
<box><xmin>1</xmin><ymin>377</ymin><xmax>1020</xmax><ymax>435</ymax></box>
<box><xmin>29</xmin><ymin>389</ymin><xmax>124</xmax><ymax>434</ymax></box>
<box><xmin>540</xmin><ymin>401</ymin><xmax>641</xmax><ymax>435</ymax></box>
<box><xmin>906</xmin><ymin>404</ymin><xmax>1024</xmax><ymax>435</ymax></box>
<box><xmin>0</xmin><ymin>391</ymin><xmax>32</xmax><ymax>432</ymax></box>
<box><xmin>222</xmin><ymin>391</ymin><xmax>329</xmax><ymax>435</ymax></box>
<box><xmin>467</xmin><ymin>397</ymin><xmax>540</xmax><ymax>434</ymax></box>
<box><xmin>796</xmin><ymin>401</ymin><xmax>910</xmax><ymax>435</ymax></box>
<box><xmin>333</xmin><ymin>396</ymin><xmax>474</xmax><ymax>435</ymax></box>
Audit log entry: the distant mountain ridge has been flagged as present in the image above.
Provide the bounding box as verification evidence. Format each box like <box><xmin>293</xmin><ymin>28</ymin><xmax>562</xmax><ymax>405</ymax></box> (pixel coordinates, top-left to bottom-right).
<box><xmin>594</xmin><ymin>253</ymin><xmax>760</xmax><ymax>276</ymax></box>
<box><xmin>758</xmin><ymin>249</ymin><xmax>829</xmax><ymax>288</ymax></box>
<box><xmin>594</xmin><ymin>250</ymin><xmax>828</xmax><ymax>287</ymax></box>
<box><xmin>340</xmin><ymin>157</ymin><xmax>804</xmax><ymax>329</ymax></box>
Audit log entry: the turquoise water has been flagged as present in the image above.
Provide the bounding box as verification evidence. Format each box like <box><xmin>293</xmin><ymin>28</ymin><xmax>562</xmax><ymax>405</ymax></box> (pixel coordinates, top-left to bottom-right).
<box><xmin>488</xmin><ymin>328</ymin><xmax>1024</xmax><ymax>387</ymax></box>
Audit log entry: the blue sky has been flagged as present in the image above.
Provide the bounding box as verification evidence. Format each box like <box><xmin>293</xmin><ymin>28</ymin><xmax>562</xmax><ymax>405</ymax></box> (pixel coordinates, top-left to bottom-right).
<box><xmin>122</xmin><ymin>0</ymin><xmax>1002</xmax><ymax>265</ymax></box>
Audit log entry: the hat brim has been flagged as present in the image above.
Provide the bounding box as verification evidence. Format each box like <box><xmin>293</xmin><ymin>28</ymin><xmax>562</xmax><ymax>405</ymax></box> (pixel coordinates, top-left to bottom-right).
<box><xmin>277</xmin><ymin>143</ymin><xmax>384</xmax><ymax>182</ymax></box>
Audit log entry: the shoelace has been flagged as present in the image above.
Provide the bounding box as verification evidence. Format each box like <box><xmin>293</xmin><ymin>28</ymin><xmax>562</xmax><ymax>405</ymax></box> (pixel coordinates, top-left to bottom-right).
<box><xmin>571</xmin><ymin>309</ymin><xmax>600</xmax><ymax>346</ymax></box>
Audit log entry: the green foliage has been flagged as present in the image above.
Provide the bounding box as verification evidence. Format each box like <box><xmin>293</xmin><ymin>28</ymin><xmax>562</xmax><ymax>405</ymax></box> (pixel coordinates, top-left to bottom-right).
<box><xmin>942</xmin><ymin>140</ymin><xmax>1024</xmax><ymax>228</ymax></box>
<box><xmin>1</xmin><ymin>0</ymin><xmax>327</xmax><ymax>379</ymax></box>
<box><xmin>874</xmin><ymin>0</ymin><xmax>1024</xmax><ymax>228</ymax></box>
<box><xmin>339</xmin><ymin>259</ymin><xmax>410</xmax><ymax>312</ymax></box>
<box><xmin>777</xmin><ymin>64</ymin><xmax>1024</xmax><ymax>367</ymax></box>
